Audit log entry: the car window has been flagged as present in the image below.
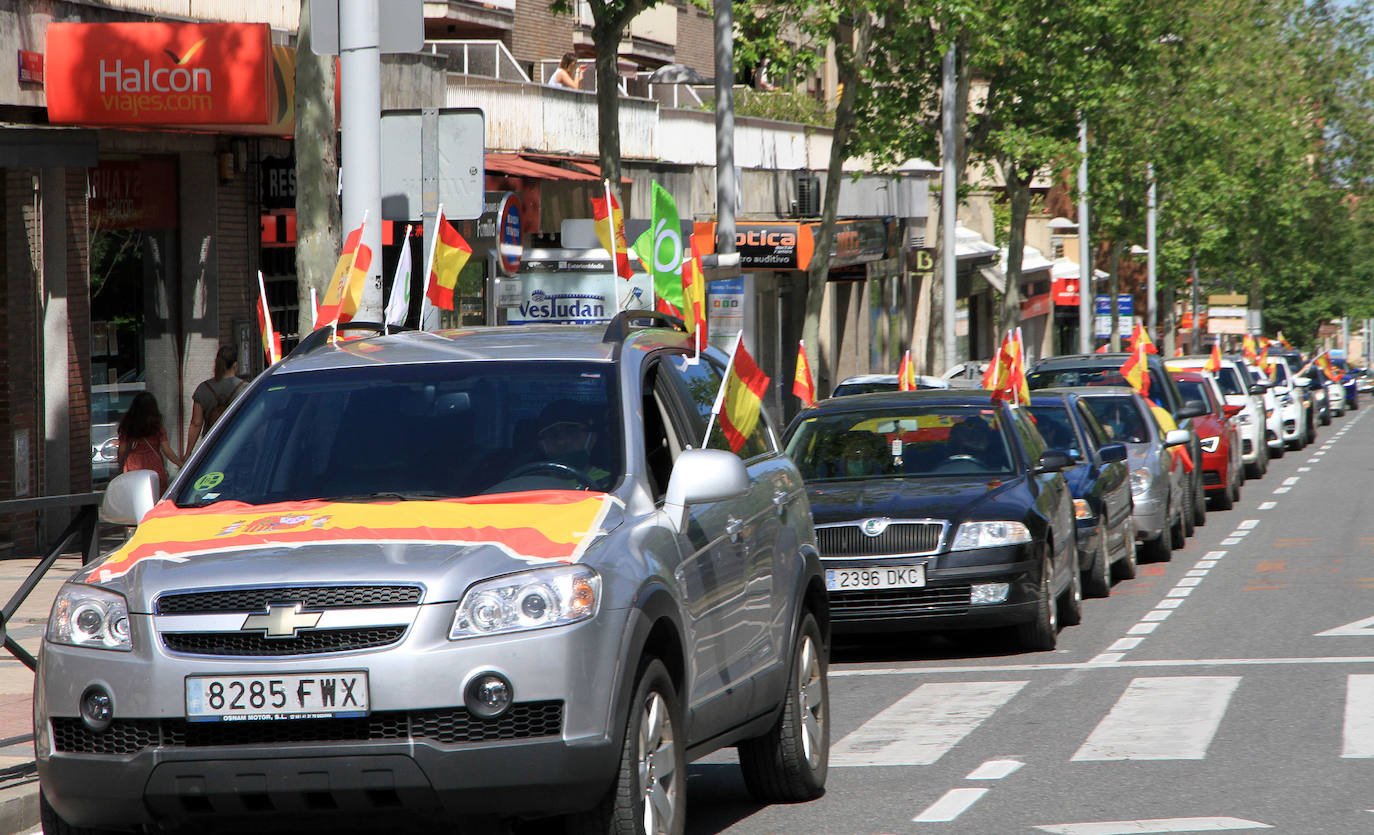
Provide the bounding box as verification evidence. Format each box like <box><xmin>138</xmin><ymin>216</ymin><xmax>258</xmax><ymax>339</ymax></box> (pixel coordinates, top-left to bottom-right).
<box><xmin>658</xmin><ymin>354</ymin><xmax>772</xmax><ymax>460</ymax></box>
<box><xmin>1027</xmin><ymin>366</ymin><xmax>1127</xmax><ymax>389</ymax></box>
<box><xmin>1080</xmin><ymin>396</ymin><xmax>1150</xmax><ymax>443</ymax></box>
<box><xmin>1010</xmin><ymin>408</ymin><xmax>1046</xmax><ymax>464</ymax></box>
<box><xmin>1270</xmin><ymin>362</ymin><xmax>1290</xmax><ymax>385</ymax></box>
<box><xmin>174</xmin><ymin>361</ymin><xmax>624</xmax><ymax>507</ymax></box>
<box><xmin>785</xmin><ymin>406</ymin><xmax>1012</xmax><ymax>480</ymax></box>
<box><xmin>1075</xmin><ymin>401</ymin><xmax>1110</xmax><ymax>448</ymax></box>
<box><xmin>1025</xmin><ymin>404</ymin><xmax>1081</xmax><ymax>459</ymax></box>
<box><xmin>1174</xmin><ymin>378</ymin><xmax>1214</xmax><ymax>414</ymax></box>
<box><xmin>832</xmin><ymin>381</ymin><xmax>897</xmax><ymax>397</ymax></box>
<box><xmin>1216</xmin><ymin>366</ymin><xmax>1245</xmax><ymax>396</ymax></box>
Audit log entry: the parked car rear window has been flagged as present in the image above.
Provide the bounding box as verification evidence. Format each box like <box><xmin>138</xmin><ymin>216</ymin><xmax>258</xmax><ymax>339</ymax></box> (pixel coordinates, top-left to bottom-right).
<box><xmin>1025</xmin><ymin>405</ymin><xmax>1082</xmax><ymax>459</ymax></box>
<box><xmin>786</xmin><ymin>406</ymin><xmax>1012</xmax><ymax>480</ymax></box>
<box><xmin>1079</xmin><ymin>396</ymin><xmax>1150</xmax><ymax>444</ymax></box>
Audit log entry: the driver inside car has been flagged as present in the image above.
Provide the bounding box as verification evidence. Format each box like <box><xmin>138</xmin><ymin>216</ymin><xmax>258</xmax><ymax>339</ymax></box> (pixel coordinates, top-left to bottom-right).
<box><xmin>527</xmin><ymin>400</ymin><xmax>612</xmax><ymax>489</ymax></box>
<box><xmin>945</xmin><ymin>416</ymin><xmax>1004</xmax><ymax>469</ymax></box>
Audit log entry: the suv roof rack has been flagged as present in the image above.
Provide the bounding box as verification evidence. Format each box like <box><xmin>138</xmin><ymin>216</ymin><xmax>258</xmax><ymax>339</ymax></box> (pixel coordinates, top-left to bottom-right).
<box><xmin>600</xmin><ymin>310</ymin><xmax>687</xmax><ymax>344</ymax></box>
<box><xmin>290</xmin><ymin>322</ymin><xmax>414</xmax><ymax>358</ymax></box>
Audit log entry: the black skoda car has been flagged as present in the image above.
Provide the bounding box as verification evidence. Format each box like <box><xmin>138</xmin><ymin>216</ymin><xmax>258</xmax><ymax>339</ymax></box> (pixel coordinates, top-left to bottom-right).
<box><xmin>783</xmin><ymin>391</ymin><xmax>1079</xmax><ymax>652</ymax></box>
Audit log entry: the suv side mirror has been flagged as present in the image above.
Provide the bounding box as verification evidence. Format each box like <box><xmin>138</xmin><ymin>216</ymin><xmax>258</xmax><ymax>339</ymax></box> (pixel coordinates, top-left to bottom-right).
<box><xmin>1248</xmin><ymin>384</ymin><xmax>1267</xmax><ymax>396</ymax></box>
<box><xmin>100</xmin><ymin>469</ymin><xmax>160</xmax><ymax>526</ymax></box>
<box><xmin>1036</xmin><ymin>450</ymin><xmax>1073</xmax><ymax>473</ymax></box>
<box><xmin>1164</xmin><ymin>428</ymin><xmax>1191</xmax><ymax>447</ymax></box>
<box><xmin>1098</xmin><ymin>442</ymin><xmax>1128</xmax><ymax>463</ymax></box>
<box><xmin>1175</xmin><ymin>400</ymin><xmax>1207</xmax><ymax>420</ymax></box>
<box><xmin>663</xmin><ymin>448</ymin><xmax>750</xmax><ymax>532</ymax></box>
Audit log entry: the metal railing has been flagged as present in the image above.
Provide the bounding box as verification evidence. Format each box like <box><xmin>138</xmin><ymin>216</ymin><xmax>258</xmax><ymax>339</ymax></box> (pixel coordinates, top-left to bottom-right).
<box><xmin>0</xmin><ymin>493</ymin><xmax>104</xmax><ymax>670</ymax></box>
<box><xmin>426</xmin><ymin>39</ymin><xmax>530</xmax><ymax>83</ymax></box>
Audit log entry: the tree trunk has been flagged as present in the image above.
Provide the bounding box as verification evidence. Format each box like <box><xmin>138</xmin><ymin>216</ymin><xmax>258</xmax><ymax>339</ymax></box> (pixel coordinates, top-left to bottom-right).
<box><xmin>593</xmin><ymin>20</ymin><xmax>625</xmax><ymax>200</ymax></box>
<box><xmin>293</xmin><ymin>0</ymin><xmax>340</xmax><ymax>335</ymax></box>
<box><xmin>999</xmin><ymin>160</ymin><xmax>1033</xmax><ymax>341</ymax></box>
<box><xmin>802</xmin><ymin>11</ymin><xmax>871</xmax><ymax>396</ymax></box>
<box><xmin>921</xmin><ymin>32</ymin><xmax>971</xmax><ymax>375</ymax></box>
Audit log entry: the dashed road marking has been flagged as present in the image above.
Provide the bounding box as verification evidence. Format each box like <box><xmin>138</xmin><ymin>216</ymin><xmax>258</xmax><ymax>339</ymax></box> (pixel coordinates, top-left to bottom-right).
<box><xmin>913</xmin><ymin>787</ymin><xmax>988</xmax><ymax>822</ymax></box>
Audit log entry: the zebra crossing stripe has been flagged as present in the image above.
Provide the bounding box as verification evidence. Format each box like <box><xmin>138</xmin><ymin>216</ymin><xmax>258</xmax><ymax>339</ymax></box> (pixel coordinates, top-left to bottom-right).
<box><xmin>1342</xmin><ymin>675</ymin><xmax>1374</xmax><ymax>758</ymax></box>
<box><xmin>1071</xmin><ymin>676</ymin><xmax>1241</xmax><ymax>761</ymax></box>
<box><xmin>831</xmin><ymin>680</ymin><xmax>1027</xmax><ymax>766</ymax></box>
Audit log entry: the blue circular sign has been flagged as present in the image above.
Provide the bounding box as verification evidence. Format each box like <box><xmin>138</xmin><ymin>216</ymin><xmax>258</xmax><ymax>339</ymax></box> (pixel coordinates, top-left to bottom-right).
<box><xmin>498</xmin><ymin>194</ymin><xmax>522</xmax><ymax>275</ymax></box>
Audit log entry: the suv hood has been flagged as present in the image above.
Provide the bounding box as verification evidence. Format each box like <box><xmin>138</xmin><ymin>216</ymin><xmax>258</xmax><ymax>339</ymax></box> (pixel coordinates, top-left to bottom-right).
<box><xmin>78</xmin><ymin>493</ymin><xmax>622</xmax><ymax>611</ymax></box>
<box><xmin>806</xmin><ymin>475</ymin><xmax>1020</xmax><ymax>525</ymax></box>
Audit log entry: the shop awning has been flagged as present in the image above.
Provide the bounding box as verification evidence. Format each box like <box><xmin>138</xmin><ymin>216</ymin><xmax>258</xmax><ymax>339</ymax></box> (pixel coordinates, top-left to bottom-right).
<box><xmin>979</xmin><ymin>244</ymin><xmax>1053</xmax><ymax>293</ymax></box>
<box><xmin>529</xmin><ymin>155</ymin><xmax>633</xmax><ymax>186</ymax></box>
<box><xmin>485</xmin><ymin>153</ymin><xmax>601</xmax><ymax>181</ymax></box>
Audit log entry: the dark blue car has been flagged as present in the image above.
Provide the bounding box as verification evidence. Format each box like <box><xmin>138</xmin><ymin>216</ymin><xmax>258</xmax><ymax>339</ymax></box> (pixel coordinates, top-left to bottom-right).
<box><xmin>1027</xmin><ymin>390</ymin><xmax>1135</xmax><ymax>597</ymax></box>
<box><xmin>783</xmin><ymin>391</ymin><xmax>1079</xmax><ymax>652</ymax></box>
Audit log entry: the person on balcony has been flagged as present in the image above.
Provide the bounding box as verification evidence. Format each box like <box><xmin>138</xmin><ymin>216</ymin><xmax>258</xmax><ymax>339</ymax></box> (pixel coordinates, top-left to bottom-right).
<box><xmin>550</xmin><ymin>53</ymin><xmax>585</xmax><ymax>89</ymax></box>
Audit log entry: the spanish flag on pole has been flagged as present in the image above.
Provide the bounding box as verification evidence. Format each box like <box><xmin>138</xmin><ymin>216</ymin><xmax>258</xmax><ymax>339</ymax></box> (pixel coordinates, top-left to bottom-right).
<box><xmin>424</xmin><ymin>209</ymin><xmax>474</xmax><ymax>311</ymax></box>
<box><xmin>709</xmin><ymin>333</ymin><xmax>772</xmax><ymax>453</ymax></box>
<box><xmin>1120</xmin><ymin>335</ymin><xmax>1150</xmax><ymax>398</ymax></box>
<box><xmin>898</xmin><ymin>350</ymin><xmax>916</xmax><ymax>391</ymax></box>
<box><xmin>1204</xmin><ymin>341</ymin><xmax>1222</xmax><ymax>373</ymax></box>
<box><xmin>317</xmin><ymin>219</ymin><xmax>372</xmax><ymax>330</ymax></box>
<box><xmin>983</xmin><ymin>331</ymin><xmax>1021</xmax><ymax>405</ymax></box>
<box><xmin>1010</xmin><ymin>327</ymin><xmax>1031</xmax><ymax>405</ymax></box>
<box><xmin>793</xmin><ymin>339</ymin><xmax>817</xmax><ymax>408</ymax></box>
<box><xmin>1242</xmin><ymin>334</ymin><xmax>1260</xmax><ymax>365</ymax></box>
<box><xmin>1129</xmin><ymin>322</ymin><xmax>1158</xmax><ymax>355</ymax></box>
<box><xmin>256</xmin><ymin>271</ymin><xmax>281</xmax><ymax>365</ymax></box>
<box><xmin>1277</xmin><ymin>330</ymin><xmax>1293</xmax><ymax>350</ymax></box>
<box><xmin>591</xmin><ymin>182</ymin><xmax>633</xmax><ymax>281</ymax></box>
<box><xmin>682</xmin><ymin>236</ymin><xmax>708</xmax><ymax>345</ymax></box>
<box><xmin>1316</xmin><ymin>351</ymin><xmax>1341</xmax><ymax>382</ymax></box>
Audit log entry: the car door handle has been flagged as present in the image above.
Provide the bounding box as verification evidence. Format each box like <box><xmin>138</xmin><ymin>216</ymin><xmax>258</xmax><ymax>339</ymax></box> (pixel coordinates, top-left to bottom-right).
<box><xmin>772</xmin><ymin>490</ymin><xmax>790</xmax><ymax>515</ymax></box>
<box><xmin>725</xmin><ymin>518</ymin><xmax>745</xmax><ymax>541</ymax></box>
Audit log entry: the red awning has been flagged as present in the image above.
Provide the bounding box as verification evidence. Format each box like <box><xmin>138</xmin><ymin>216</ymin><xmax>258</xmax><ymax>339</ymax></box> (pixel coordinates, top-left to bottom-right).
<box><xmin>523</xmin><ymin>154</ymin><xmax>632</xmax><ymax>185</ymax></box>
<box><xmin>485</xmin><ymin>153</ymin><xmax>600</xmax><ymax>181</ymax></box>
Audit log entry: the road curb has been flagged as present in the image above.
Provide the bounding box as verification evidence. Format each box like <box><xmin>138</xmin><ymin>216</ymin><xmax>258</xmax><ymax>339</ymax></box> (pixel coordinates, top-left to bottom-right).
<box><xmin>0</xmin><ymin>778</ymin><xmax>38</xmax><ymax>834</ymax></box>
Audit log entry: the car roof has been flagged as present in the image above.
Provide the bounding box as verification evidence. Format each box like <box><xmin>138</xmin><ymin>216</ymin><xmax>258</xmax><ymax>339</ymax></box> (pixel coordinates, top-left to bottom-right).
<box><xmin>804</xmin><ymin>389</ymin><xmax>1006</xmax><ymax>412</ymax></box>
<box><xmin>271</xmin><ymin>323</ymin><xmax>700</xmax><ymax>375</ymax></box>
<box><xmin>1059</xmin><ymin>385</ymin><xmax>1141</xmax><ymax>399</ymax></box>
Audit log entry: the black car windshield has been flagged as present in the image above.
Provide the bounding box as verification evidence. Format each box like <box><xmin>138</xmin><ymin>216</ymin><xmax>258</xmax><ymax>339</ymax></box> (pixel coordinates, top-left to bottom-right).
<box><xmin>1080</xmin><ymin>396</ymin><xmax>1150</xmax><ymax>444</ymax></box>
<box><xmin>786</xmin><ymin>406</ymin><xmax>1013</xmax><ymax>480</ymax></box>
<box><xmin>1025</xmin><ymin>405</ymin><xmax>1081</xmax><ymax>459</ymax></box>
<box><xmin>174</xmin><ymin>361</ymin><xmax>623</xmax><ymax>507</ymax></box>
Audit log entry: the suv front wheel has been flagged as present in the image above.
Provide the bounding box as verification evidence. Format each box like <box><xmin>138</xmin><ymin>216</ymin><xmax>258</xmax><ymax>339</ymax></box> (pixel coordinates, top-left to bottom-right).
<box><xmin>738</xmin><ymin>612</ymin><xmax>830</xmax><ymax>802</ymax></box>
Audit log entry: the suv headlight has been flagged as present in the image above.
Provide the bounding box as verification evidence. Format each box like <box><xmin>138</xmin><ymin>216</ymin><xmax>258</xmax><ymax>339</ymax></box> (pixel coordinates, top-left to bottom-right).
<box><xmin>1199</xmin><ymin>436</ymin><xmax>1220</xmax><ymax>453</ymax></box>
<box><xmin>451</xmin><ymin>564</ymin><xmax>601</xmax><ymax>639</ymax></box>
<box><xmin>1130</xmin><ymin>467</ymin><xmax>1152</xmax><ymax>497</ymax></box>
<box><xmin>48</xmin><ymin>585</ymin><xmax>132</xmax><ymax>651</ymax></box>
<box><xmin>950</xmin><ymin>521</ymin><xmax>1031</xmax><ymax>551</ymax></box>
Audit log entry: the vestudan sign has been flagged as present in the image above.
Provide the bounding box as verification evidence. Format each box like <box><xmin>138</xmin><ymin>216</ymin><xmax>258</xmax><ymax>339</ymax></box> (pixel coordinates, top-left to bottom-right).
<box><xmin>45</xmin><ymin>22</ymin><xmax>271</xmax><ymax>126</ymax></box>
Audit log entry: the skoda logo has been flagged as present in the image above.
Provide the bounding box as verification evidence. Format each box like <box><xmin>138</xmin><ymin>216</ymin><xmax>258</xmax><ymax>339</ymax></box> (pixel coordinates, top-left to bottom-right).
<box><xmin>860</xmin><ymin>518</ymin><xmax>890</xmax><ymax>537</ymax></box>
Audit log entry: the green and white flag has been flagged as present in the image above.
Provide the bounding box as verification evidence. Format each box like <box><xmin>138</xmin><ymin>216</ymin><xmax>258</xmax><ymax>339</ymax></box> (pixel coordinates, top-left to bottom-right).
<box><xmin>632</xmin><ymin>181</ymin><xmax>685</xmax><ymax>315</ymax></box>
<box><xmin>384</xmin><ymin>225</ymin><xmax>413</xmax><ymax>327</ymax></box>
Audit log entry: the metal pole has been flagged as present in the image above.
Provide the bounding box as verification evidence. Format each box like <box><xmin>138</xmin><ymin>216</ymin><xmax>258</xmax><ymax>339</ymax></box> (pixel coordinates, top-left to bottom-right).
<box><xmin>340</xmin><ymin>0</ymin><xmax>384</xmax><ymax>321</ymax></box>
<box><xmin>941</xmin><ymin>43</ymin><xmax>957</xmax><ymax>369</ymax></box>
<box><xmin>1146</xmin><ymin>163</ymin><xmax>1158</xmax><ymax>344</ymax></box>
<box><xmin>1190</xmin><ymin>255</ymin><xmax>1200</xmax><ymax>352</ymax></box>
<box><xmin>1077</xmin><ymin>117</ymin><xmax>1091</xmax><ymax>353</ymax></box>
<box><xmin>713</xmin><ymin>1</ymin><xmax>740</xmax><ymax>345</ymax></box>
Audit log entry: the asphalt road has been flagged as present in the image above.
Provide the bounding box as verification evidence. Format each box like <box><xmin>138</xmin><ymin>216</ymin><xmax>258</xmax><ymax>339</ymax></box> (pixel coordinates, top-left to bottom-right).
<box><xmin>684</xmin><ymin>406</ymin><xmax>1374</xmax><ymax>835</ymax></box>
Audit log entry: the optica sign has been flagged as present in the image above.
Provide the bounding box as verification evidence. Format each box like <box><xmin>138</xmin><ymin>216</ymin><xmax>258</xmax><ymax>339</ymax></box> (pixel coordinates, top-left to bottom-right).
<box><xmin>45</xmin><ymin>22</ymin><xmax>271</xmax><ymax>126</ymax></box>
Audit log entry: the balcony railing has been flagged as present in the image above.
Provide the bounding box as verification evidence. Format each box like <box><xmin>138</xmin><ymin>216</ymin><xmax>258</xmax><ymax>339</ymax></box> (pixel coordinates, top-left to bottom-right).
<box><xmin>426</xmin><ymin>39</ymin><xmax>529</xmax><ymax>83</ymax></box>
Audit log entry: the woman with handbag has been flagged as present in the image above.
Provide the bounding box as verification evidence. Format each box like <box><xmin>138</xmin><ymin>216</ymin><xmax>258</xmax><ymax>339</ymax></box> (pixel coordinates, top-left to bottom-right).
<box><xmin>117</xmin><ymin>391</ymin><xmax>183</xmax><ymax>495</ymax></box>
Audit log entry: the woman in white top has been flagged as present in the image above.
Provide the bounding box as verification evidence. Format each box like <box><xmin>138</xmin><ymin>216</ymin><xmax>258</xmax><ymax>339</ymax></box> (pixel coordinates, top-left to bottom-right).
<box><xmin>550</xmin><ymin>52</ymin><xmax>585</xmax><ymax>89</ymax></box>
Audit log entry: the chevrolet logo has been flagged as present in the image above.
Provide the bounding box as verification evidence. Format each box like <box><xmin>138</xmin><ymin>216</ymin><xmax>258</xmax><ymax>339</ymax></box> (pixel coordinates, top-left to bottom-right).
<box><xmin>241</xmin><ymin>603</ymin><xmax>323</xmax><ymax>638</ymax></box>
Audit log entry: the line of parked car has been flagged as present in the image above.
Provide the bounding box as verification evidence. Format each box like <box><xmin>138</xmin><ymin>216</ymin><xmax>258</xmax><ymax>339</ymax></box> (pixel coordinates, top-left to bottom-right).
<box><xmin>801</xmin><ymin>348</ymin><xmax>1363</xmax><ymax>651</ymax></box>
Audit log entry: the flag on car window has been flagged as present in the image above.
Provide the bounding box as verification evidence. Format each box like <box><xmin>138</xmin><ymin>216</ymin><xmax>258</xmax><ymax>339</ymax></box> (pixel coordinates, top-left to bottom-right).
<box><xmin>710</xmin><ymin>333</ymin><xmax>772</xmax><ymax>453</ymax></box>
<box><xmin>793</xmin><ymin>339</ymin><xmax>816</xmax><ymax>408</ymax></box>
<box><xmin>591</xmin><ymin>183</ymin><xmax>633</xmax><ymax>281</ymax></box>
<box><xmin>384</xmin><ymin>225</ymin><xmax>413</xmax><ymax>327</ymax></box>
<box><xmin>256</xmin><ymin>271</ymin><xmax>281</xmax><ymax>365</ymax></box>
<box><xmin>898</xmin><ymin>350</ymin><xmax>916</xmax><ymax>391</ymax></box>
<box><xmin>635</xmin><ymin>182</ymin><xmax>685</xmax><ymax>310</ymax></box>
<box><xmin>1121</xmin><ymin>337</ymin><xmax>1150</xmax><ymax>398</ymax></box>
<box><xmin>1129</xmin><ymin>323</ymin><xmax>1158</xmax><ymax>355</ymax></box>
<box><xmin>317</xmin><ymin>219</ymin><xmax>372</xmax><ymax>330</ymax></box>
<box><xmin>424</xmin><ymin>209</ymin><xmax>473</xmax><ymax>311</ymax></box>
<box><xmin>1315</xmin><ymin>352</ymin><xmax>1341</xmax><ymax>382</ymax></box>
<box><xmin>1242</xmin><ymin>334</ymin><xmax>1260</xmax><ymax>365</ymax></box>
<box><xmin>682</xmin><ymin>236</ymin><xmax>708</xmax><ymax>347</ymax></box>
<box><xmin>1204</xmin><ymin>342</ymin><xmax>1222</xmax><ymax>373</ymax></box>
<box><xmin>1277</xmin><ymin>330</ymin><xmax>1293</xmax><ymax>350</ymax></box>
<box><xmin>1010</xmin><ymin>328</ymin><xmax>1031</xmax><ymax>404</ymax></box>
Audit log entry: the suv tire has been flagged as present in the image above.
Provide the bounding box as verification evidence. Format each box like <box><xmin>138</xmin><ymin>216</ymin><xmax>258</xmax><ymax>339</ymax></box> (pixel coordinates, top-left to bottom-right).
<box><xmin>568</xmin><ymin>658</ymin><xmax>685</xmax><ymax>835</ymax></box>
<box><xmin>739</xmin><ymin>612</ymin><xmax>829</xmax><ymax>803</ymax></box>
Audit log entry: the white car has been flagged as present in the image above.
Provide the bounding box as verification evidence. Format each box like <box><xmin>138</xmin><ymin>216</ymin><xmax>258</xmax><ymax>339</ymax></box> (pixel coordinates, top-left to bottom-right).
<box><xmin>1266</xmin><ymin>356</ymin><xmax>1310</xmax><ymax>449</ymax></box>
<box><xmin>1168</xmin><ymin>356</ymin><xmax>1267</xmax><ymax>479</ymax></box>
<box><xmin>1232</xmin><ymin>356</ymin><xmax>1286</xmax><ymax>460</ymax></box>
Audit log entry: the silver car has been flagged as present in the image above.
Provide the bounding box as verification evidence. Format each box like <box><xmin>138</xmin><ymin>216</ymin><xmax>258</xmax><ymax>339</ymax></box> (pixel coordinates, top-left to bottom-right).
<box><xmin>1075</xmin><ymin>388</ymin><xmax>1190</xmax><ymax>563</ymax></box>
<box><xmin>37</xmin><ymin>318</ymin><xmax>830</xmax><ymax>834</ymax></box>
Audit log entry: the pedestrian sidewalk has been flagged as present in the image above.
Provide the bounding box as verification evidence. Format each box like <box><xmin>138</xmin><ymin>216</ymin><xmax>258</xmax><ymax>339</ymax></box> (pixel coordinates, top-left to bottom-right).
<box><xmin>0</xmin><ymin>553</ymin><xmax>93</xmax><ymax>835</ymax></box>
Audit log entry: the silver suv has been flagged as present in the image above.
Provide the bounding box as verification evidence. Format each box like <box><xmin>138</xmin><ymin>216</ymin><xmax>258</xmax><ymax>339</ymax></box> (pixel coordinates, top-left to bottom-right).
<box><xmin>37</xmin><ymin>316</ymin><xmax>830</xmax><ymax>834</ymax></box>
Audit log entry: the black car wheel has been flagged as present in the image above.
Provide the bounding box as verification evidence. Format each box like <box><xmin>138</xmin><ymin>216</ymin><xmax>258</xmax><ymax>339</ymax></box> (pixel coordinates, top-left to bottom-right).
<box><xmin>1192</xmin><ymin>472</ymin><xmax>1207</xmax><ymax>527</ymax></box>
<box><xmin>1182</xmin><ymin>481</ymin><xmax>1195</xmax><ymax>538</ymax></box>
<box><xmin>1169</xmin><ymin>501</ymin><xmax>1186</xmax><ymax>553</ymax></box>
<box><xmin>1113</xmin><ymin>520</ymin><xmax>1139</xmax><ymax>581</ymax></box>
<box><xmin>569</xmin><ymin>658</ymin><xmax>685</xmax><ymax>835</ymax></box>
<box><xmin>1084</xmin><ymin>529</ymin><xmax>1112</xmax><ymax>598</ymax></box>
<box><xmin>1015</xmin><ymin>547</ymin><xmax>1059</xmax><ymax>652</ymax></box>
<box><xmin>1211</xmin><ymin>475</ymin><xmax>1234</xmax><ymax>511</ymax></box>
<box><xmin>1059</xmin><ymin>544</ymin><xmax>1083</xmax><ymax>626</ymax></box>
<box><xmin>739</xmin><ymin>612</ymin><xmax>829</xmax><ymax>803</ymax></box>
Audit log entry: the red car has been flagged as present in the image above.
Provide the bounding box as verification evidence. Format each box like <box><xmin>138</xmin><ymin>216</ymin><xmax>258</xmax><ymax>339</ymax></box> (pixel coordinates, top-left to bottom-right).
<box><xmin>1169</xmin><ymin>369</ymin><xmax>1244</xmax><ymax>510</ymax></box>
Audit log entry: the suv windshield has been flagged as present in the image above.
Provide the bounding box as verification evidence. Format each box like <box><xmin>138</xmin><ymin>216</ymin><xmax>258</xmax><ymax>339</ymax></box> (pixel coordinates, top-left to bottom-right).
<box><xmin>175</xmin><ymin>361</ymin><xmax>623</xmax><ymax>507</ymax></box>
<box><xmin>786</xmin><ymin>406</ymin><xmax>1013</xmax><ymax>480</ymax></box>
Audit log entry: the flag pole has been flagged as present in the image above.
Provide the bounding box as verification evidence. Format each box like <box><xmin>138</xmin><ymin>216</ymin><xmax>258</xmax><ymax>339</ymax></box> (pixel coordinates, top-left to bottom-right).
<box><xmin>702</xmin><ymin>332</ymin><xmax>743</xmax><ymax>447</ymax></box>
<box><xmin>256</xmin><ymin>270</ymin><xmax>277</xmax><ymax>365</ymax></box>
<box><xmin>419</xmin><ymin>203</ymin><xmax>444</xmax><ymax>332</ymax></box>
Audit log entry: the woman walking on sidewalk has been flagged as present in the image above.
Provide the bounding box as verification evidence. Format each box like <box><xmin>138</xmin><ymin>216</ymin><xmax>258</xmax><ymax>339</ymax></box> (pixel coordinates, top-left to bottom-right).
<box><xmin>117</xmin><ymin>391</ymin><xmax>182</xmax><ymax>495</ymax></box>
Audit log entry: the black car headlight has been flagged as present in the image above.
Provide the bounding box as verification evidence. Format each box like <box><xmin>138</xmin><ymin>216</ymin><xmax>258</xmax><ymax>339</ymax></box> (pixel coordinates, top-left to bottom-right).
<box><xmin>48</xmin><ymin>585</ymin><xmax>132</xmax><ymax>651</ymax></box>
<box><xmin>950</xmin><ymin>521</ymin><xmax>1031</xmax><ymax>551</ymax></box>
<box><xmin>450</xmin><ymin>564</ymin><xmax>600</xmax><ymax>639</ymax></box>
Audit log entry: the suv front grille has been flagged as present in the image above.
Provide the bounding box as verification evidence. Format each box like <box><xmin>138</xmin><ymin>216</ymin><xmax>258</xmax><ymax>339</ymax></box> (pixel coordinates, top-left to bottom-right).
<box><xmin>817</xmin><ymin>522</ymin><xmax>944</xmax><ymax>558</ymax></box>
<box><xmin>51</xmin><ymin>701</ymin><xmax>563</xmax><ymax>754</ymax></box>
<box><xmin>156</xmin><ymin>585</ymin><xmax>423</xmax><ymax>615</ymax></box>
<box><xmin>162</xmin><ymin>626</ymin><xmax>407</xmax><ymax>656</ymax></box>
<box><xmin>829</xmin><ymin>584</ymin><xmax>972</xmax><ymax>620</ymax></box>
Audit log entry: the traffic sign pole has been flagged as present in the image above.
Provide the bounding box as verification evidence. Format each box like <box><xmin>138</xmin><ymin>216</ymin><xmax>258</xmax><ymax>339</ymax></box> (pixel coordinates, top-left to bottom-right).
<box><xmin>340</xmin><ymin>0</ymin><xmax>384</xmax><ymax>321</ymax></box>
